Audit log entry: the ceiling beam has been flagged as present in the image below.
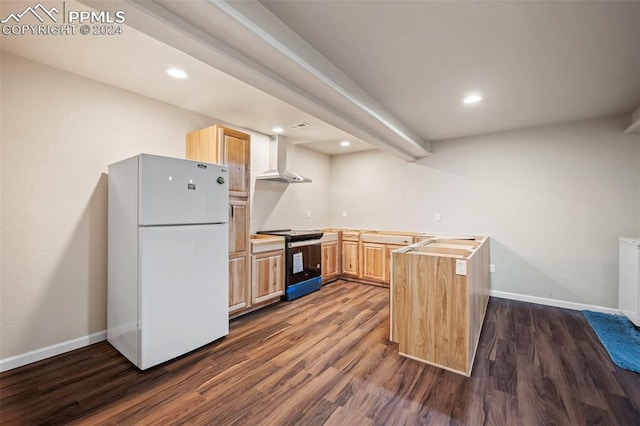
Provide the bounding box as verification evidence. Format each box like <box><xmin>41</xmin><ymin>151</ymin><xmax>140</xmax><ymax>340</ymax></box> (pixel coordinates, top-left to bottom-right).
<box><xmin>624</xmin><ymin>107</ymin><xmax>640</xmax><ymax>135</ymax></box>
<box><xmin>80</xmin><ymin>0</ymin><xmax>432</xmax><ymax>160</ymax></box>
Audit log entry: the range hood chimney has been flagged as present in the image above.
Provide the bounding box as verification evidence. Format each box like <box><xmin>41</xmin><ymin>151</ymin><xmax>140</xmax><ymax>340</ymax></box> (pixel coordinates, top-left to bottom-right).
<box><xmin>256</xmin><ymin>135</ymin><xmax>311</xmax><ymax>183</ymax></box>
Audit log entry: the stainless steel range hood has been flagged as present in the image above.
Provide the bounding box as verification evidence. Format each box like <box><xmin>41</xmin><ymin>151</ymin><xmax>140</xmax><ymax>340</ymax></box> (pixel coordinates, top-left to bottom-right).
<box><xmin>256</xmin><ymin>135</ymin><xmax>311</xmax><ymax>183</ymax></box>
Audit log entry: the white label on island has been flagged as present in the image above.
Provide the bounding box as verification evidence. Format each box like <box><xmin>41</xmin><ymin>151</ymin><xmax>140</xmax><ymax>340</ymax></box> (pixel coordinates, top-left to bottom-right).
<box><xmin>455</xmin><ymin>259</ymin><xmax>467</xmax><ymax>276</ymax></box>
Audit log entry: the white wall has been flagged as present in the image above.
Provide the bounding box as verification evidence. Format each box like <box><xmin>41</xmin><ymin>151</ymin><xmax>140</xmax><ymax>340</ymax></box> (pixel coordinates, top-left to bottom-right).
<box><xmin>251</xmin><ymin>142</ymin><xmax>331</xmax><ymax>232</ymax></box>
<box><xmin>330</xmin><ymin>116</ymin><xmax>640</xmax><ymax>308</ymax></box>
<box><xmin>0</xmin><ymin>53</ymin><xmax>330</xmax><ymax>361</ymax></box>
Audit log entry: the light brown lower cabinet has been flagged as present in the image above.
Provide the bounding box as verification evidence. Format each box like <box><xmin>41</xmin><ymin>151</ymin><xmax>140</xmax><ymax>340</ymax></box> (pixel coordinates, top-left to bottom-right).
<box><xmin>361</xmin><ymin>242</ymin><xmax>385</xmax><ymax>282</ymax></box>
<box><xmin>390</xmin><ymin>236</ymin><xmax>490</xmax><ymax>376</ymax></box>
<box><xmin>228</xmin><ymin>254</ymin><xmax>249</xmax><ymax>314</ymax></box>
<box><xmin>228</xmin><ymin>235</ymin><xmax>286</xmax><ymax>318</ymax></box>
<box><xmin>321</xmin><ymin>241</ymin><xmax>339</xmax><ymax>283</ymax></box>
<box><xmin>252</xmin><ymin>250</ymin><xmax>285</xmax><ymax>304</ymax></box>
<box><xmin>349</xmin><ymin>233</ymin><xmax>415</xmax><ymax>287</ymax></box>
<box><xmin>341</xmin><ymin>240</ymin><xmax>359</xmax><ymax>277</ymax></box>
<box><xmin>384</xmin><ymin>244</ymin><xmax>405</xmax><ymax>285</ymax></box>
<box><xmin>229</xmin><ymin>199</ymin><xmax>248</xmax><ymax>253</ymax></box>
<box><xmin>228</xmin><ymin>198</ymin><xmax>250</xmax><ymax>316</ymax></box>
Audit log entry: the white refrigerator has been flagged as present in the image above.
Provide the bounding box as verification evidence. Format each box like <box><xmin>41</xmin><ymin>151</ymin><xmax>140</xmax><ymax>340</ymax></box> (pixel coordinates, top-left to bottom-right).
<box><xmin>619</xmin><ymin>237</ymin><xmax>640</xmax><ymax>326</ymax></box>
<box><xmin>108</xmin><ymin>154</ymin><xmax>229</xmax><ymax>370</ymax></box>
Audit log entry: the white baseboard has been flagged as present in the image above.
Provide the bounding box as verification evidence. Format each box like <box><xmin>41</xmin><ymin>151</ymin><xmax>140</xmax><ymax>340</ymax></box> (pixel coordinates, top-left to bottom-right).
<box><xmin>0</xmin><ymin>331</ymin><xmax>107</xmax><ymax>373</ymax></box>
<box><xmin>490</xmin><ymin>290</ymin><xmax>621</xmax><ymax>315</ymax></box>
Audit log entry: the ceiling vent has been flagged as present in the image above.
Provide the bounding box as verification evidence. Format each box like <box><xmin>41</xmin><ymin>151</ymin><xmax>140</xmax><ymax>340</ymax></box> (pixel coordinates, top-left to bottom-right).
<box><xmin>288</xmin><ymin>121</ymin><xmax>309</xmax><ymax>129</ymax></box>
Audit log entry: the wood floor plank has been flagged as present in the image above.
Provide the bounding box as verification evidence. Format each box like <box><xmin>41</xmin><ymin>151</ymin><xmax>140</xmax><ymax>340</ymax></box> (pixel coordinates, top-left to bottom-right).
<box><xmin>1</xmin><ymin>281</ymin><xmax>639</xmax><ymax>425</ymax></box>
<box><xmin>258</xmin><ymin>367</ymin><xmax>344</xmax><ymax>425</ymax></box>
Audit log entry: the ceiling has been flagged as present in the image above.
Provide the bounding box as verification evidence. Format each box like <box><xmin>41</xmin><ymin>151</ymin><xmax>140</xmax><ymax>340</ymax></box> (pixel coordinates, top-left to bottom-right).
<box><xmin>262</xmin><ymin>0</ymin><xmax>640</xmax><ymax>141</ymax></box>
<box><xmin>2</xmin><ymin>0</ymin><xmax>639</xmax><ymax>159</ymax></box>
<box><xmin>0</xmin><ymin>0</ymin><xmax>374</xmax><ymax>156</ymax></box>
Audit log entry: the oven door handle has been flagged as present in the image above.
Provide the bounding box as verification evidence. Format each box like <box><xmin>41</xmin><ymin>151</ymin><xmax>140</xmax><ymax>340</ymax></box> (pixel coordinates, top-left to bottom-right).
<box><xmin>288</xmin><ymin>240</ymin><xmax>321</xmax><ymax>249</ymax></box>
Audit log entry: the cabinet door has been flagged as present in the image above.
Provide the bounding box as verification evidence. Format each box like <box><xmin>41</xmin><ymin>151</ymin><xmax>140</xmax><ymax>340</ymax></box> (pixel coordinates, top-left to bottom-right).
<box><xmin>362</xmin><ymin>242</ymin><xmax>385</xmax><ymax>282</ymax></box>
<box><xmin>219</xmin><ymin>127</ymin><xmax>250</xmax><ymax>198</ymax></box>
<box><xmin>384</xmin><ymin>244</ymin><xmax>405</xmax><ymax>285</ymax></box>
<box><xmin>321</xmin><ymin>241</ymin><xmax>339</xmax><ymax>282</ymax></box>
<box><xmin>252</xmin><ymin>250</ymin><xmax>285</xmax><ymax>304</ymax></box>
<box><xmin>342</xmin><ymin>241</ymin><xmax>359</xmax><ymax>277</ymax></box>
<box><xmin>229</xmin><ymin>254</ymin><xmax>249</xmax><ymax>314</ymax></box>
<box><xmin>229</xmin><ymin>199</ymin><xmax>248</xmax><ymax>255</ymax></box>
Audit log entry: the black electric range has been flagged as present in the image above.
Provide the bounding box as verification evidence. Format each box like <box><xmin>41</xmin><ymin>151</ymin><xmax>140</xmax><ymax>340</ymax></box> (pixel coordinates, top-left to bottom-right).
<box><xmin>257</xmin><ymin>230</ymin><xmax>324</xmax><ymax>301</ymax></box>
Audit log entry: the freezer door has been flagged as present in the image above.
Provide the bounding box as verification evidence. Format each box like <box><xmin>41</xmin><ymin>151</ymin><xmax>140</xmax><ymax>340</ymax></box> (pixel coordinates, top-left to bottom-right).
<box><xmin>619</xmin><ymin>238</ymin><xmax>640</xmax><ymax>326</ymax></box>
<box><xmin>139</xmin><ymin>224</ymin><xmax>229</xmax><ymax>369</ymax></box>
<box><xmin>139</xmin><ymin>154</ymin><xmax>228</xmax><ymax>226</ymax></box>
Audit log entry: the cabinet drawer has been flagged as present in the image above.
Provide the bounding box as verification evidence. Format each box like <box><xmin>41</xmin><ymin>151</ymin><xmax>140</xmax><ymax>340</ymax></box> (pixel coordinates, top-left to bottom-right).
<box><xmin>342</xmin><ymin>231</ymin><xmax>360</xmax><ymax>241</ymax></box>
<box><xmin>361</xmin><ymin>233</ymin><xmax>412</xmax><ymax>245</ymax></box>
<box><xmin>251</xmin><ymin>236</ymin><xmax>285</xmax><ymax>254</ymax></box>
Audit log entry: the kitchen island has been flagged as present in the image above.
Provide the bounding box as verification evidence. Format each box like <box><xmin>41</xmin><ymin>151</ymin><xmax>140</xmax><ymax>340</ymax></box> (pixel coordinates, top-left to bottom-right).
<box><xmin>389</xmin><ymin>236</ymin><xmax>490</xmax><ymax>376</ymax></box>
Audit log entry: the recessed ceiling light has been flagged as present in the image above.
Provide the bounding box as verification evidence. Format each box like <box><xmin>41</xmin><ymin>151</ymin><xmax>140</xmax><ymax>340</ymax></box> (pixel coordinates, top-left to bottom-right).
<box><xmin>340</xmin><ymin>141</ymin><xmax>351</xmax><ymax>147</ymax></box>
<box><xmin>272</xmin><ymin>127</ymin><xmax>284</xmax><ymax>133</ymax></box>
<box><xmin>165</xmin><ymin>68</ymin><xmax>188</xmax><ymax>79</ymax></box>
<box><xmin>463</xmin><ymin>94</ymin><xmax>482</xmax><ymax>104</ymax></box>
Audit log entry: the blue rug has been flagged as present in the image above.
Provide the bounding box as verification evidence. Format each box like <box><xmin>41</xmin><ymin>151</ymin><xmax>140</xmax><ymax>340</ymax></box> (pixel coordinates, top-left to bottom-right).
<box><xmin>583</xmin><ymin>310</ymin><xmax>640</xmax><ymax>374</ymax></box>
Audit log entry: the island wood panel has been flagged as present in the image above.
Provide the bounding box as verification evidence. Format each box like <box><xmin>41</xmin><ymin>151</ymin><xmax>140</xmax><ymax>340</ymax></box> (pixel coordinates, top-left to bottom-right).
<box><xmin>391</xmin><ymin>237</ymin><xmax>489</xmax><ymax>376</ymax></box>
<box><xmin>252</xmin><ymin>250</ymin><xmax>284</xmax><ymax>304</ymax></box>
<box><xmin>412</xmin><ymin>246</ymin><xmax>472</xmax><ymax>258</ymax></box>
<box><xmin>432</xmin><ymin>239</ymin><xmax>481</xmax><ymax>248</ymax></box>
<box><xmin>393</xmin><ymin>253</ymin><xmax>469</xmax><ymax>374</ymax></box>
<box><xmin>466</xmin><ymin>239</ymin><xmax>490</xmax><ymax>366</ymax></box>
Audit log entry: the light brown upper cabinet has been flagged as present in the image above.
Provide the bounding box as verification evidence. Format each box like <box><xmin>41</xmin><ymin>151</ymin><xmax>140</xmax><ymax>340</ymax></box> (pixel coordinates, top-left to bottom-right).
<box><xmin>186</xmin><ymin>125</ymin><xmax>251</xmax><ymax>198</ymax></box>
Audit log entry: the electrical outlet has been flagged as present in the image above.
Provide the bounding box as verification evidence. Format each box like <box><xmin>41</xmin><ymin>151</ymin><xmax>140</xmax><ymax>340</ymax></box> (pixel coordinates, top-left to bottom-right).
<box><xmin>306</xmin><ymin>210</ymin><xmax>311</xmax><ymax>218</ymax></box>
<box><xmin>489</xmin><ymin>264</ymin><xmax>495</xmax><ymax>273</ymax></box>
<box><xmin>342</xmin><ymin>210</ymin><xmax>347</xmax><ymax>218</ymax></box>
<box><xmin>435</xmin><ymin>212</ymin><xmax>441</xmax><ymax>221</ymax></box>
<box><xmin>455</xmin><ymin>259</ymin><xmax>467</xmax><ymax>276</ymax></box>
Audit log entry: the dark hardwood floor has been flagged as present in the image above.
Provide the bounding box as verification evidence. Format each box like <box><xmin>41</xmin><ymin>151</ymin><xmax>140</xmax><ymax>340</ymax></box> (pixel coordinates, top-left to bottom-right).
<box><xmin>1</xmin><ymin>280</ymin><xmax>639</xmax><ymax>425</ymax></box>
